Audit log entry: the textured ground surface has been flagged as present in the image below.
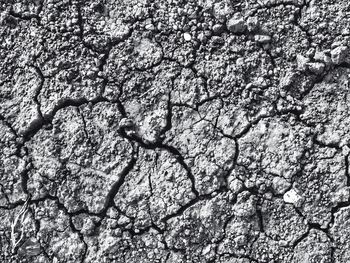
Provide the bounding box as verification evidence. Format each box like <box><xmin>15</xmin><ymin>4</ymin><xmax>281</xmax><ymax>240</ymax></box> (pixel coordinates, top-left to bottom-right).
<box><xmin>1</xmin><ymin>0</ymin><xmax>350</xmax><ymax>262</ymax></box>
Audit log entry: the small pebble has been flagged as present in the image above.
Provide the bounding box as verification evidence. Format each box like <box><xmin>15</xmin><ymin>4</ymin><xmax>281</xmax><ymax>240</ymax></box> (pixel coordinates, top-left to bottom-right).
<box><xmin>254</xmin><ymin>34</ymin><xmax>271</xmax><ymax>44</ymax></box>
<box><xmin>331</xmin><ymin>45</ymin><xmax>348</xmax><ymax>64</ymax></box>
<box><xmin>283</xmin><ymin>189</ymin><xmax>302</xmax><ymax>205</ymax></box>
<box><xmin>307</xmin><ymin>62</ymin><xmax>325</xmax><ymax>75</ymax></box>
<box><xmin>183</xmin><ymin>32</ymin><xmax>192</xmax><ymax>41</ymax></box>
<box><xmin>212</xmin><ymin>24</ymin><xmax>224</xmax><ymax>34</ymax></box>
<box><xmin>226</xmin><ymin>17</ymin><xmax>246</xmax><ymax>33</ymax></box>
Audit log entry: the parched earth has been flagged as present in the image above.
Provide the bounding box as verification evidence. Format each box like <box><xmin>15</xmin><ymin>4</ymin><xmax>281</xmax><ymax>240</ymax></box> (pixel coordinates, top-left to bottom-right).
<box><xmin>1</xmin><ymin>0</ymin><xmax>350</xmax><ymax>262</ymax></box>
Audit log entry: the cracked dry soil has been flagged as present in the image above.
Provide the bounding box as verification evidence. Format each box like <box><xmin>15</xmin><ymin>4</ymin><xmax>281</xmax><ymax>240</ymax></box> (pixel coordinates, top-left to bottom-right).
<box><xmin>1</xmin><ymin>0</ymin><xmax>350</xmax><ymax>262</ymax></box>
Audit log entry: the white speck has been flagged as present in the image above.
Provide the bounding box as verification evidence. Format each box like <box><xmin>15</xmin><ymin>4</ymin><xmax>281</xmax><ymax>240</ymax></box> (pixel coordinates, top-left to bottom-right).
<box><xmin>183</xmin><ymin>33</ymin><xmax>192</xmax><ymax>41</ymax></box>
<box><xmin>283</xmin><ymin>189</ymin><xmax>301</xmax><ymax>204</ymax></box>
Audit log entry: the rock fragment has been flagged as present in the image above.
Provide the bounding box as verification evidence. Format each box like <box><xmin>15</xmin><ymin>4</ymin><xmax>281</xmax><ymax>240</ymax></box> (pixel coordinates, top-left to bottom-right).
<box><xmin>272</xmin><ymin>177</ymin><xmax>291</xmax><ymax>195</ymax></box>
<box><xmin>183</xmin><ymin>32</ymin><xmax>192</xmax><ymax>41</ymax></box>
<box><xmin>307</xmin><ymin>62</ymin><xmax>325</xmax><ymax>74</ymax></box>
<box><xmin>226</xmin><ymin>17</ymin><xmax>246</xmax><ymax>33</ymax></box>
<box><xmin>283</xmin><ymin>189</ymin><xmax>302</xmax><ymax>206</ymax></box>
<box><xmin>254</xmin><ymin>34</ymin><xmax>272</xmax><ymax>44</ymax></box>
<box><xmin>296</xmin><ymin>54</ymin><xmax>309</xmax><ymax>70</ymax></box>
<box><xmin>246</xmin><ymin>16</ymin><xmax>259</xmax><ymax>32</ymax></box>
<box><xmin>212</xmin><ymin>23</ymin><xmax>224</xmax><ymax>34</ymax></box>
<box><xmin>331</xmin><ymin>45</ymin><xmax>348</xmax><ymax>64</ymax></box>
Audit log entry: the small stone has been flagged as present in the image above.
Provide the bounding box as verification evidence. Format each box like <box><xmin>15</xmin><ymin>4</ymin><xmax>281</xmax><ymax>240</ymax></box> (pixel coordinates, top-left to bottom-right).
<box><xmin>183</xmin><ymin>32</ymin><xmax>192</xmax><ymax>41</ymax></box>
<box><xmin>272</xmin><ymin>177</ymin><xmax>291</xmax><ymax>195</ymax></box>
<box><xmin>296</xmin><ymin>54</ymin><xmax>309</xmax><ymax>71</ymax></box>
<box><xmin>254</xmin><ymin>34</ymin><xmax>271</xmax><ymax>44</ymax></box>
<box><xmin>307</xmin><ymin>62</ymin><xmax>325</xmax><ymax>75</ymax></box>
<box><xmin>229</xmin><ymin>178</ymin><xmax>243</xmax><ymax>193</ymax></box>
<box><xmin>247</xmin><ymin>16</ymin><xmax>259</xmax><ymax>32</ymax></box>
<box><xmin>202</xmin><ymin>244</ymin><xmax>211</xmax><ymax>255</ymax></box>
<box><xmin>226</xmin><ymin>17</ymin><xmax>246</xmax><ymax>33</ymax></box>
<box><xmin>283</xmin><ymin>189</ymin><xmax>302</xmax><ymax>205</ymax></box>
<box><xmin>145</xmin><ymin>23</ymin><xmax>155</xmax><ymax>30</ymax></box>
<box><xmin>331</xmin><ymin>45</ymin><xmax>348</xmax><ymax>64</ymax></box>
<box><xmin>306</xmin><ymin>48</ymin><xmax>315</xmax><ymax>58</ymax></box>
<box><xmin>118</xmin><ymin>215</ymin><xmax>130</xmax><ymax>225</ymax></box>
<box><xmin>313</xmin><ymin>50</ymin><xmax>326</xmax><ymax>62</ymax></box>
<box><xmin>197</xmin><ymin>32</ymin><xmax>207</xmax><ymax>42</ymax></box>
<box><xmin>213</xmin><ymin>2</ymin><xmax>233</xmax><ymax>21</ymax></box>
<box><xmin>212</xmin><ymin>24</ymin><xmax>224</xmax><ymax>34</ymax></box>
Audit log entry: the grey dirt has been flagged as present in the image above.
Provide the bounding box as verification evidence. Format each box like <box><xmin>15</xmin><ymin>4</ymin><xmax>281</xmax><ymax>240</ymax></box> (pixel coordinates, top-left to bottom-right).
<box><xmin>1</xmin><ymin>0</ymin><xmax>350</xmax><ymax>262</ymax></box>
